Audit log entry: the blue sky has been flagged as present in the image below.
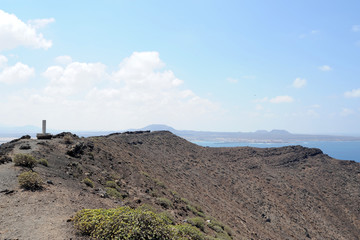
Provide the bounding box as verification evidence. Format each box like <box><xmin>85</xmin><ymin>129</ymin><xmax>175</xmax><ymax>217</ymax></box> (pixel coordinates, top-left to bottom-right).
<box><xmin>0</xmin><ymin>1</ymin><xmax>359</xmax><ymax>134</ymax></box>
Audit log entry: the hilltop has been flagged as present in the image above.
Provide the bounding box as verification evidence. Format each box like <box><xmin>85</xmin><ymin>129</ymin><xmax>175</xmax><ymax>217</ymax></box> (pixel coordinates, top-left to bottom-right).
<box><xmin>0</xmin><ymin>131</ymin><xmax>359</xmax><ymax>239</ymax></box>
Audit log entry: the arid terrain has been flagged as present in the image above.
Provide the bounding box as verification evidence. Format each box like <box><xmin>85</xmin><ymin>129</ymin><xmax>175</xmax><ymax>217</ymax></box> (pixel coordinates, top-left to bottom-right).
<box><xmin>0</xmin><ymin>131</ymin><xmax>359</xmax><ymax>239</ymax></box>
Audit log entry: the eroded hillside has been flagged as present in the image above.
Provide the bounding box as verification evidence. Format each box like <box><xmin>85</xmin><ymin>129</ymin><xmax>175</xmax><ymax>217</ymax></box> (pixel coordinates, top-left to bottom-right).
<box><xmin>0</xmin><ymin>131</ymin><xmax>359</xmax><ymax>239</ymax></box>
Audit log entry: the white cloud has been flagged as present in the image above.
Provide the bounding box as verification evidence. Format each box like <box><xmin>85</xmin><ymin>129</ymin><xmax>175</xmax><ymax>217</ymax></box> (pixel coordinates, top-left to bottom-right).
<box><xmin>254</xmin><ymin>97</ymin><xmax>269</xmax><ymax>103</ymax></box>
<box><xmin>0</xmin><ymin>62</ymin><xmax>35</xmax><ymax>84</ymax></box>
<box><xmin>341</xmin><ymin>108</ymin><xmax>355</xmax><ymax>116</ymax></box>
<box><xmin>43</xmin><ymin>62</ymin><xmax>107</xmax><ymax>95</ymax></box>
<box><xmin>4</xmin><ymin>52</ymin><xmax>220</xmax><ymax>130</ymax></box>
<box><xmin>352</xmin><ymin>25</ymin><xmax>360</xmax><ymax>32</ymax></box>
<box><xmin>269</xmin><ymin>95</ymin><xmax>294</xmax><ymax>103</ymax></box>
<box><xmin>241</xmin><ymin>75</ymin><xmax>256</xmax><ymax>80</ymax></box>
<box><xmin>0</xmin><ymin>9</ymin><xmax>52</xmax><ymax>51</ymax></box>
<box><xmin>55</xmin><ymin>55</ymin><xmax>73</xmax><ymax>65</ymax></box>
<box><xmin>309</xmin><ymin>104</ymin><xmax>321</xmax><ymax>108</ymax></box>
<box><xmin>307</xmin><ymin>109</ymin><xmax>319</xmax><ymax>117</ymax></box>
<box><xmin>293</xmin><ymin>78</ymin><xmax>307</xmax><ymax>88</ymax></box>
<box><xmin>0</xmin><ymin>55</ymin><xmax>8</xmax><ymax>68</ymax></box>
<box><xmin>227</xmin><ymin>78</ymin><xmax>238</xmax><ymax>84</ymax></box>
<box><xmin>112</xmin><ymin>51</ymin><xmax>183</xmax><ymax>89</ymax></box>
<box><xmin>319</xmin><ymin>65</ymin><xmax>332</xmax><ymax>71</ymax></box>
<box><xmin>27</xmin><ymin>18</ymin><xmax>55</xmax><ymax>29</ymax></box>
<box><xmin>344</xmin><ymin>88</ymin><xmax>360</xmax><ymax>98</ymax></box>
<box><xmin>254</xmin><ymin>96</ymin><xmax>294</xmax><ymax>104</ymax></box>
<box><xmin>255</xmin><ymin>104</ymin><xmax>264</xmax><ymax>110</ymax></box>
<box><xmin>299</xmin><ymin>30</ymin><xmax>319</xmax><ymax>38</ymax></box>
<box><xmin>311</xmin><ymin>30</ymin><xmax>319</xmax><ymax>34</ymax></box>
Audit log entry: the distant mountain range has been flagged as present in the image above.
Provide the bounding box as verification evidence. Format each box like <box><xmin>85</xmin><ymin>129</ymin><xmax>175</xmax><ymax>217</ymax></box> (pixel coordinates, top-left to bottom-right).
<box><xmin>1</xmin><ymin>123</ymin><xmax>360</xmax><ymax>142</ymax></box>
<box><xmin>137</xmin><ymin>124</ymin><xmax>360</xmax><ymax>143</ymax></box>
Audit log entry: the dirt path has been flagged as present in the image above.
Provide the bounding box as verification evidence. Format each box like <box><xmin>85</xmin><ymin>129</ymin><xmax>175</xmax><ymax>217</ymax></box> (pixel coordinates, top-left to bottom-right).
<box><xmin>0</xmin><ymin>140</ymin><xmax>117</xmax><ymax>240</ymax></box>
<box><xmin>0</xmin><ymin>163</ymin><xmax>100</xmax><ymax>239</ymax></box>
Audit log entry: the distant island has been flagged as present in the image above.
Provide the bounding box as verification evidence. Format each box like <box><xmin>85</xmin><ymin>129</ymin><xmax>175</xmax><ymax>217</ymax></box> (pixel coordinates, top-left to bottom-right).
<box><xmin>1</xmin><ymin>123</ymin><xmax>360</xmax><ymax>143</ymax></box>
<box><xmin>137</xmin><ymin>124</ymin><xmax>360</xmax><ymax>143</ymax></box>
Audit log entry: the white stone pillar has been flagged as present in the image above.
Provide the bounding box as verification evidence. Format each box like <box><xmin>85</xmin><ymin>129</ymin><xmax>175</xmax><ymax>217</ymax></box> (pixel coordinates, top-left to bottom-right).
<box><xmin>42</xmin><ymin>120</ymin><xmax>46</xmax><ymax>134</ymax></box>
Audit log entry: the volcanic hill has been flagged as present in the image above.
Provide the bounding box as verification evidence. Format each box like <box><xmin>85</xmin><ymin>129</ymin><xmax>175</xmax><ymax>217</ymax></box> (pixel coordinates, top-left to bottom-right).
<box><xmin>0</xmin><ymin>131</ymin><xmax>359</xmax><ymax>239</ymax></box>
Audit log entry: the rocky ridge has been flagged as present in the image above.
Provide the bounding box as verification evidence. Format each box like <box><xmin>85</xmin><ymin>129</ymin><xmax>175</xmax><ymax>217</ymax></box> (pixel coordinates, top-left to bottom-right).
<box><xmin>0</xmin><ymin>131</ymin><xmax>359</xmax><ymax>239</ymax></box>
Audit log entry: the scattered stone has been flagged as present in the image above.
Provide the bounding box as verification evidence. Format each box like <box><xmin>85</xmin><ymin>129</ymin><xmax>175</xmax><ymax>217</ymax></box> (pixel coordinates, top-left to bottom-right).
<box><xmin>0</xmin><ymin>155</ymin><xmax>12</xmax><ymax>164</ymax></box>
<box><xmin>47</xmin><ymin>180</ymin><xmax>54</xmax><ymax>185</ymax></box>
<box><xmin>19</xmin><ymin>144</ymin><xmax>31</xmax><ymax>150</ymax></box>
<box><xmin>0</xmin><ymin>189</ymin><xmax>15</xmax><ymax>195</ymax></box>
<box><xmin>67</xmin><ymin>142</ymin><xmax>89</xmax><ymax>158</ymax></box>
<box><xmin>53</xmin><ymin>132</ymin><xmax>79</xmax><ymax>139</ymax></box>
<box><xmin>9</xmin><ymin>135</ymin><xmax>31</xmax><ymax>143</ymax></box>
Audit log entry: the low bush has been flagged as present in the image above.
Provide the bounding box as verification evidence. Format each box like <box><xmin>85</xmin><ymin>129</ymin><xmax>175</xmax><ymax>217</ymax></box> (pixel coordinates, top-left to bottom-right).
<box><xmin>64</xmin><ymin>135</ymin><xmax>73</xmax><ymax>144</ymax></box>
<box><xmin>154</xmin><ymin>178</ymin><xmax>166</xmax><ymax>188</ymax></box>
<box><xmin>156</xmin><ymin>197</ymin><xmax>173</xmax><ymax>209</ymax></box>
<box><xmin>13</xmin><ymin>154</ymin><xmax>37</xmax><ymax>169</ymax></box>
<box><xmin>72</xmin><ymin>206</ymin><xmax>222</xmax><ymax>240</ymax></box>
<box><xmin>0</xmin><ymin>155</ymin><xmax>12</xmax><ymax>164</ymax></box>
<box><xmin>181</xmin><ymin>197</ymin><xmax>190</xmax><ymax>204</ymax></box>
<box><xmin>72</xmin><ymin>206</ymin><xmax>215</xmax><ymax>240</ymax></box>
<box><xmin>159</xmin><ymin>211</ymin><xmax>175</xmax><ymax>225</ymax></box>
<box><xmin>105</xmin><ymin>180</ymin><xmax>117</xmax><ymax>189</ymax></box>
<box><xmin>37</xmin><ymin>158</ymin><xmax>48</xmax><ymax>167</ymax></box>
<box><xmin>187</xmin><ymin>204</ymin><xmax>205</xmax><ymax>217</ymax></box>
<box><xmin>173</xmin><ymin>224</ymin><xmax>206</xmax><ymax>240</ymax></box>
<box><xmin>105</xmin><ymin>187</ymin><xmax>122</xmax><ymax>199</ymax></box>
<box><xmin>18</xmin><ymin>171</ymin><xmax>43</xmax><ymax>190</ymax></box>
<box><xmin>83</xmin><ymin>178</ymin><xmax>94</xmax><ymax>188</ymax></box>
<box><xmin>188</xmin><ymin>217</ymin><xmax>205</xmax><ymax>231</ymax></box>
<box><xmin>73</xmin><ymin>207</ymin><xmax>174</xmax><ymax>239</ymax></box>
<box><xmin>223</xmin><ymin>225</ymin><xmax>233</xmax><ymax>237</ymax></box>
<box><xmin>215</xmin><ymin>232</ymin><xmax>233</xmax><ymax>240</ymax></box>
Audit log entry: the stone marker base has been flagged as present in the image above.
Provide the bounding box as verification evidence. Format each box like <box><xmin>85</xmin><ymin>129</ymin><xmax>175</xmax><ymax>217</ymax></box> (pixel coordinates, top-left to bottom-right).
<box><xmin>36</xmin><ymin>133</ymin><xmax>53</xmax><ymax>140</ymax></box>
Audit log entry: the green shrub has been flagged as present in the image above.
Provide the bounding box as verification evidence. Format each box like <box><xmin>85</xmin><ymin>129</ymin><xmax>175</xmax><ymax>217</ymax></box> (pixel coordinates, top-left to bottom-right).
<box><xmin>138</xmin><ymin>204</ymin><xmax>158</xmax><ymax>213</ymax></box>
<box><xmin>187</xmin><ymin>204</ymin><xmax>205</xmax><ymax>217</ymax></box>
<box><xmin>159</xmin><ymin>211</ymin><xmax>175</xmax><ymax>225</ymax></box>
<box><xmin>13</xmin><ymin>154</ymin><xmax>37</xmax><ymax>169</ymax></box>
<box><xmin>105</xmin><ymin>180</ymin><xmax>117</xmax><ymax>189</ymax></box>
<box><xmin>73</xmin><ymin>206</ymin><xmax>175</xmax><ymax>239</ymax></box>
<box><xmin>72</xmin><ymin>206</ymin><xmax>223</xmax><ymax>240</ymax></box>
<box><xmin>64</xmin><ymin>135</ymin><xmax>73</xmax><ymax>144</ymax></box>
<box><xmin>83</xmin><ymin>178</ymin><xmax>94</xmax><ymax>188</ymax></box>
<box><xmin>37</xmin><ymin>158</ymin><xmax>48</xmax><ymax>167</ymax></box>
<box><xmin>173</xmin><ymin>223</ymin><xmax>206</xmax><ymax>240</ymax></box>
<box><xmin>223</xmin><ymin>225</ymin><xmax>233</xmax><ymax>237</ymax></box>
<box><xmin>181</xmin><ymin>197</ymin><xmax>190</xmax><ymax>204</ymax></box>
<box><xmin>215</xmin><ymin>232</ymin><xmax>232</xmax><ymax>240</ymax></box>
<box><xmin>154</xmin><ymin>178</ymin><xmax>166</xmax><ymax>188</ymax></box>
<box><xmin>188</xmin><ymin>217</ymin><xmax>205</xmax><ymax>231</ymax></box>
<box><xmin>18</xmin><ymin>171</ymin><xmax>43</xmax><ymax>190</ymax></box>
<box><xmin>156</xmin><ymin>197</ymin><xmax>173</xmax><ymax>209</ymax></box>
<box><xmin>207</xmin><ymin>218</ymin><xmax>224</xmax><ymax>231</ymax></box>
<box><xmin>105</xmin><ymin>187</ymin><xmax>122</xmax><ymax>199</ymax></box>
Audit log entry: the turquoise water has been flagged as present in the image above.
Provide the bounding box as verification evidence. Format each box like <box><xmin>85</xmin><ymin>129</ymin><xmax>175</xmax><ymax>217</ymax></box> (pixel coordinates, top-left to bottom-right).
<box><xmin>192</xmin><ymin>141</ymin><xmax>360</xmax><ymax>162</ymax></box>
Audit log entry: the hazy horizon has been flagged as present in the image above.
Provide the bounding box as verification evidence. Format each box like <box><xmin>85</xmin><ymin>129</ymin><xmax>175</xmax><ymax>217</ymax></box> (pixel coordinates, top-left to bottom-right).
<box><xmin>0</xmin><ymin>1</ymin><xmax>359</xmax><ymax>134</ymax></box>
<box><xmin>1</xmin><ymin>123</ymin><xmax>360</xmax><ymax>137</ymax></box>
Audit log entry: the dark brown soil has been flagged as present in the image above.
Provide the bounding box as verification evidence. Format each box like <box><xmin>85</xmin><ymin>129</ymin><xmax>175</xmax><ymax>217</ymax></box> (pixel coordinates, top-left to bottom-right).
<box><xmin>0</xmin><ymin>131</ymin><xmax>359</xmax><ymax>239</ymax></box>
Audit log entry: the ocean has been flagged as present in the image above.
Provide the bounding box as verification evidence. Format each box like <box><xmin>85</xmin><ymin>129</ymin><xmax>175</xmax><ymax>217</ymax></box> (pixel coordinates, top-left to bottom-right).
<box><xmin>192</xmin><ymin>141</ymin><xmax>360</xmax><ymax>163</ymax></box>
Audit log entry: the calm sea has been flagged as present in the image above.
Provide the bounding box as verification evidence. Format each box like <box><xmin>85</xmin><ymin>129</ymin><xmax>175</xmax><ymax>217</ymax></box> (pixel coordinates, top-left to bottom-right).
<box><xmin>192</xmin><ymin>141</ymin><xmax>360</xmax><ymax>163</ymax></box>
<box><xmin>0</xmin><ymin>137</ymin><xmax>15</xmax><ymax>145</ymax></box>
